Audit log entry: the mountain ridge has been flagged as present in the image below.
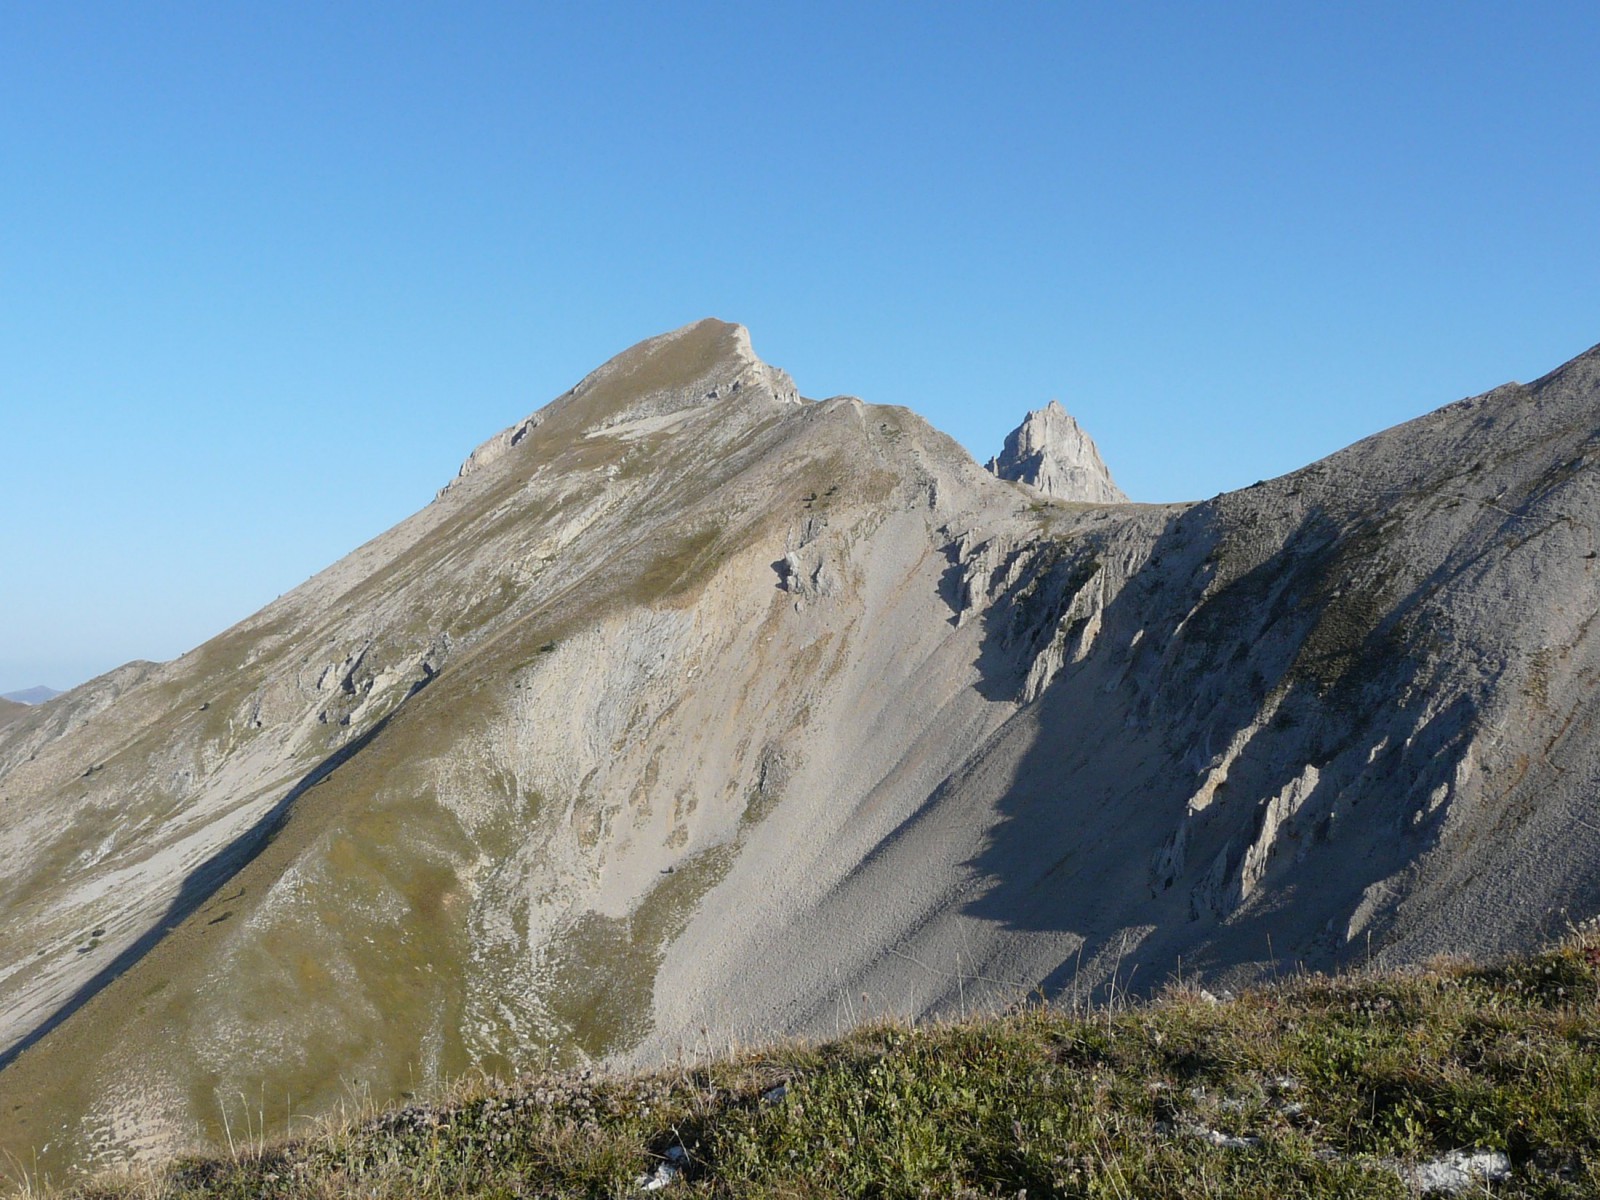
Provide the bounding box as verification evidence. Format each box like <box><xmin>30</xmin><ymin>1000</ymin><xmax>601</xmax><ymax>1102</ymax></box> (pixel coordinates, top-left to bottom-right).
<box><xmin>4</xmin><ymin>320</ymin><xmax>1600</xmax><ymax>1179</ymax></box>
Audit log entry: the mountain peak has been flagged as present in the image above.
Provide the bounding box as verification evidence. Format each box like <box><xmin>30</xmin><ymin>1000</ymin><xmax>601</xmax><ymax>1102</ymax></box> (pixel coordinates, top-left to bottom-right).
<box><xmin>16</xmin><ymin>326</ymin><xmax>1600</xmax><ymax>1179</ymax></box>
<box><xmin>987</xmin><ymin>401</ymin><xmax>1126</xmax><ymax>503</ymax></box>
<box><xmin>445</xmin><ymin>318</ymin><xmax>800</xmax><ymax>491</ymax></box>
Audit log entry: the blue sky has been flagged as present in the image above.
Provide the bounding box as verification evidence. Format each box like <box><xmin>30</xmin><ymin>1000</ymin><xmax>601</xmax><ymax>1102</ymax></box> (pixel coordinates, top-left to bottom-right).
<box><xmin>2</xmin><ymin>2</ymin><xmax>1597</xmax><ymax>694</ymax></box>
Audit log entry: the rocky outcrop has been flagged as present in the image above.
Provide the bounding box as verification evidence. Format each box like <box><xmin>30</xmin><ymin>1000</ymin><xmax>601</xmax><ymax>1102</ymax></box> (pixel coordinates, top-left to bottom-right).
<box><xmin>986</xmin><ymin>400</ymin><xmax>1126</xmax><ymax>502</ymax></box>
<box><xmin>442</xmin><ymin>414</ymin><xmax>543</xmax><ymax>494</ymax></box>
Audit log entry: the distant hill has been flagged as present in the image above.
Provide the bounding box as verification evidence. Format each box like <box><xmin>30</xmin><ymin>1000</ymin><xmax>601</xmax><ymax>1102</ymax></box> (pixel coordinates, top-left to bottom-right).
<box><xmin>0</xmin><ymin>687</ymin><xmax>59</xmax><ymax>705</ymax></box>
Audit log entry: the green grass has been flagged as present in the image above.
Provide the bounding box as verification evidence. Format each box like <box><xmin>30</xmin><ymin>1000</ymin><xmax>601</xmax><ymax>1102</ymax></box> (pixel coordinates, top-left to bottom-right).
<box><xmin>28</xmin><ymin>932</ymin><xmax>1600</xmax><ymax>1198</ymax></box>
<box><xmin>621</xmin><ymin>525</ymin><xmax>728</xmax><ymax>608</ymax></box>
<box><xmin>545</xmin><ymin>845</ymin><xmax>735</xmax><ymax>1060</ymax></box>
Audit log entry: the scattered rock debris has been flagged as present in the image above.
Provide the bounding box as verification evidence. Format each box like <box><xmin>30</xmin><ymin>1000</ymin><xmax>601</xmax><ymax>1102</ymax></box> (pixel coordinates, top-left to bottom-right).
<box><xmin>1400</xmin><ymin>1148</ymin><xmax>1513</xmax><ymax>1195</ymax></box>
<box><xmin>634</xmin><ymin>1144</ymin><xmax>687</xmax><ymax>1192</ymax></box>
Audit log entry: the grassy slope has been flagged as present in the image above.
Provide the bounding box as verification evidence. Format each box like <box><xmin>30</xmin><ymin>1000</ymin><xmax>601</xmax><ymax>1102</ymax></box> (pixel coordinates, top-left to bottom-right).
<box><xmin>34</xmin><ymin>933</ymin><xmax>1600</xmax><ymax>1199</ymax></box>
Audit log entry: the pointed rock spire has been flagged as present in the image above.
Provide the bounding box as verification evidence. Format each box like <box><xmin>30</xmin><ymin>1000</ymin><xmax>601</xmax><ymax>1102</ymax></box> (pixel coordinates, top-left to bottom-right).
<box><xmin>987</xmin><ymin>400</ymin><xmax>1126</xmax><ymax>503</ymax></box>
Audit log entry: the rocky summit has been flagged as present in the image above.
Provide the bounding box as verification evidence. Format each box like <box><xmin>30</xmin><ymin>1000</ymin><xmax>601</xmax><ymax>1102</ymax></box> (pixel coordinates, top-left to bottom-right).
<box><xmin>4</xmin><ymin>318</ymin><xmax>1600</xmax><ymax>1179</ymax></box>
<box><xmin>985</xmin><ymin>397</ymin><xmax>1126</xmax><ymax>502</ymax></box>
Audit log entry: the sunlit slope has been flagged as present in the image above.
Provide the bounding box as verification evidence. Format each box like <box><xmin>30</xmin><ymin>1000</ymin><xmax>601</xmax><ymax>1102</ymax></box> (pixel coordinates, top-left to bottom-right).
<box><xmin>0</xmin><ymin>698</ymin><xmax>26</xmax><ymax>729</ymax></box>
<box><xmin>0</xmin><ymin>319</ymin><xmax>1045</xmax><ymax>1173</ymax></box>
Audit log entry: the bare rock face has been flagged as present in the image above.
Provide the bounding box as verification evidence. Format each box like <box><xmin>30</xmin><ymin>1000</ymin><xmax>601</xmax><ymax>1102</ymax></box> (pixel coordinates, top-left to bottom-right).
<box><xmin>987</xmin><ymin>399</ymin><xmax>1126</xmax><ymax>502</ymax></box>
